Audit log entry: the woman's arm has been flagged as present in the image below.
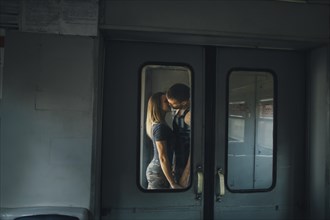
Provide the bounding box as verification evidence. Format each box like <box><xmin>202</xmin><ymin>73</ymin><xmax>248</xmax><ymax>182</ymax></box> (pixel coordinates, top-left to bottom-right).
<box><xmin>156</xmin><ymin>140</ymin><xmax>182</xmax><ymax>189</ymax></box>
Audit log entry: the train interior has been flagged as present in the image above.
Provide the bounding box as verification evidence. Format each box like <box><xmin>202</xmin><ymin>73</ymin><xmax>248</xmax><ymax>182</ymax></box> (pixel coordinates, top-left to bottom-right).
<box><xmin>0</xmin><ymin>0</ymin><xmax>329</xmax><ymax>220</ymax></box>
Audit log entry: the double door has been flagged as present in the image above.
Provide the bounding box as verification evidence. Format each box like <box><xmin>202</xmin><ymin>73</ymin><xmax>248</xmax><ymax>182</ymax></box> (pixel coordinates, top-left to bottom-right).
<box><xmin>101</xmin><ymin>41</ymin><xmax>306</xmax><ymax>220</ymax></box>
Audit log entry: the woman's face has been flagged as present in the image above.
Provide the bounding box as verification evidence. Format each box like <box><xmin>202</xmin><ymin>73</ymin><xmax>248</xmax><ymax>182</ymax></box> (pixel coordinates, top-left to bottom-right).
<box><xmin>160</xmin><ymin>94</ymin><xmax>171</xmax><ymax>112</ymax></box>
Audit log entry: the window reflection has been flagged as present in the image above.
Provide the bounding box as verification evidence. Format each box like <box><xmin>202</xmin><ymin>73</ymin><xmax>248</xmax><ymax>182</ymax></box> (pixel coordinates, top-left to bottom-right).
<box><xmin>227</xmin><ymin>70</ymin><xmax>274</xmax><ymax>190</ymax></box>
<box><xmin>228</xmin><ymin>101</ymin><xmax>247</xmax><ymax>142</ymax></box>
<box><xmin>140</xmin><ymin>64</ymin><xmax>192</xmax><ymax>190</ymax></box>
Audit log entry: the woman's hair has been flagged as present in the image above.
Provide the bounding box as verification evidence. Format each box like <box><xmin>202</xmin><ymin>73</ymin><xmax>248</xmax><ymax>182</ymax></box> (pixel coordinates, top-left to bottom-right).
<box><xmin>146</xmin><ymin>92</ymin><xmax>166</xmax><ymax>139</ymax></box>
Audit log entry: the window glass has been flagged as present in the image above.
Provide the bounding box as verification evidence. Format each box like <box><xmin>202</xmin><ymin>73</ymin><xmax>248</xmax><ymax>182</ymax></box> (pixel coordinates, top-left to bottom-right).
<box><xmin>227</xmin><ymin>70</ymin><xmax>275</xmax><ymax>191</ymax></box>
<box><xmin>140</xmin><ymin>64</ymin><xmax>192</xmax><ymax>191</ymax></box>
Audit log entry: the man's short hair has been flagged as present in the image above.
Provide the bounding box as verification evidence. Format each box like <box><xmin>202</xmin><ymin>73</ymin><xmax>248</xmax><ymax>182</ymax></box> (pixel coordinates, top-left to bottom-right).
<box><xmin>166</xmin><ymin>83</ymin><xmax>190</xmax><ymax>102</ymax></box>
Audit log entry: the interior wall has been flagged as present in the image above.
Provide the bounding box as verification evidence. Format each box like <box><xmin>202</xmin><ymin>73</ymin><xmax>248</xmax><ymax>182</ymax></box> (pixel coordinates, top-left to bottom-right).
<box><xmin>0</xmin><ymin>30</ymin><xmax>94</xmax><ymax>208</ymax></box>
<box><xmin>308</xmin><ymin>45</ymin><xmax>329</xmax><ymax>220</ymax></box>
<box><xmin>102</xmin><ymin>1</ymin><xmax>329</xmax><ymax>45</ymax></box>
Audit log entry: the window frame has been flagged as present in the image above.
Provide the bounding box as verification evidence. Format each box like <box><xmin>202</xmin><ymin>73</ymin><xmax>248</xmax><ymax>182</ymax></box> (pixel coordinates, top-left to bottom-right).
<box><xmin>225</xmin><ymin>68</ymin><xmax>278</xmax><ymax>193</ymax></box>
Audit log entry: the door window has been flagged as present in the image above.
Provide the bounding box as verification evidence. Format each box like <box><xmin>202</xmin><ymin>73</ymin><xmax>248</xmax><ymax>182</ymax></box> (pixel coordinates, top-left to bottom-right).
<box><xmin>227</xmin><ymin>70</ymin><xmax>275</xmax><ymax>191</ymax></box>
<box><xmin>139</xmin><ymin>64</ymin><xmax>192</xmax><ymax>191</ymax></box>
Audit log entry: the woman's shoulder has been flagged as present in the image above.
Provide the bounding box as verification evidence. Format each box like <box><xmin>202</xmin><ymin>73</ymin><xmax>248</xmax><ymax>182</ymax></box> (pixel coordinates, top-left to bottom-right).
<box><xmin>152</xmin><ymin>122</ymin><xmax>172</xmax><ymax>139</ymax></box>
<box><xmin>152</xmin><ymin>122</ymin><xmax>172</xmax><ymax>134</ymax></box>
<box><xmin>152</xmin><ymin>122</ymin><xmax>169</xmax><ymax>130</ymax></box>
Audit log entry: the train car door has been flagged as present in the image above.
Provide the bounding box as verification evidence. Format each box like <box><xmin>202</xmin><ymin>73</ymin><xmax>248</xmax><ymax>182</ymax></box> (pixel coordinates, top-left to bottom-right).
<box><xmin>101</xmin><ymin>41</ymin><xmax>205</xmax><ymax>220</ymax></box>
<box><xmin>213</xmin><ymin>48</ymin><xmax>306</xmax><ymax>220</ymax></box>
<box><xmin>101</xmin><ymin>41</ymin><xmax>306</xmax><ymax>220</ymax></box>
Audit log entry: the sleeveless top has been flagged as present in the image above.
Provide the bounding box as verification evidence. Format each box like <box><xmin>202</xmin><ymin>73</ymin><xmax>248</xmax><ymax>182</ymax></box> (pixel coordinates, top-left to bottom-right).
<box><xmin>172</xmin><ymin>109</ymin><xmax>191</xmax><ymax>177</ymax></box>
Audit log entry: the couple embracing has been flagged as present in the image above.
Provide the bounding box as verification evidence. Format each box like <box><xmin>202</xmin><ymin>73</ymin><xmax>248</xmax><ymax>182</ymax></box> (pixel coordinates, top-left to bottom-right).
<box><xmin>146</xmin><ymin>83</ymin><xmax>191</xmax><ymax>190</ymax></box>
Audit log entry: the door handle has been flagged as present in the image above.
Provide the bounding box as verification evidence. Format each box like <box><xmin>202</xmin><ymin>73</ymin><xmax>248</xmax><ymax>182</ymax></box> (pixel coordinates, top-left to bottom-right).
<box><xmin>195</xmin><ymin>165</ymin><xmax>203</xmax><ymax>200</ymax></box>
<box><xmin>216</xmin><ymin>168</ymin><xmax>225</xmax><ymax>202</ymax></box>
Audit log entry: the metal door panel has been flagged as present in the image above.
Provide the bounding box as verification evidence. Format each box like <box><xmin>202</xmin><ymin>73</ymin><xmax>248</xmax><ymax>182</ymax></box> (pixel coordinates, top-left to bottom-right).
<box><xmin>101</xmin><ymin>42</ymin><xmax>306</xmax><ymax>220</ymax></box>
<box><xmin>214</xmin><ymin>48</ymin><xmax>306</xmax><ymax>220</ymax></box>
<box><xmin>101</xmin><ymin>41</ymin><xmax>205</xmax><ymax>220</ymax></box>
